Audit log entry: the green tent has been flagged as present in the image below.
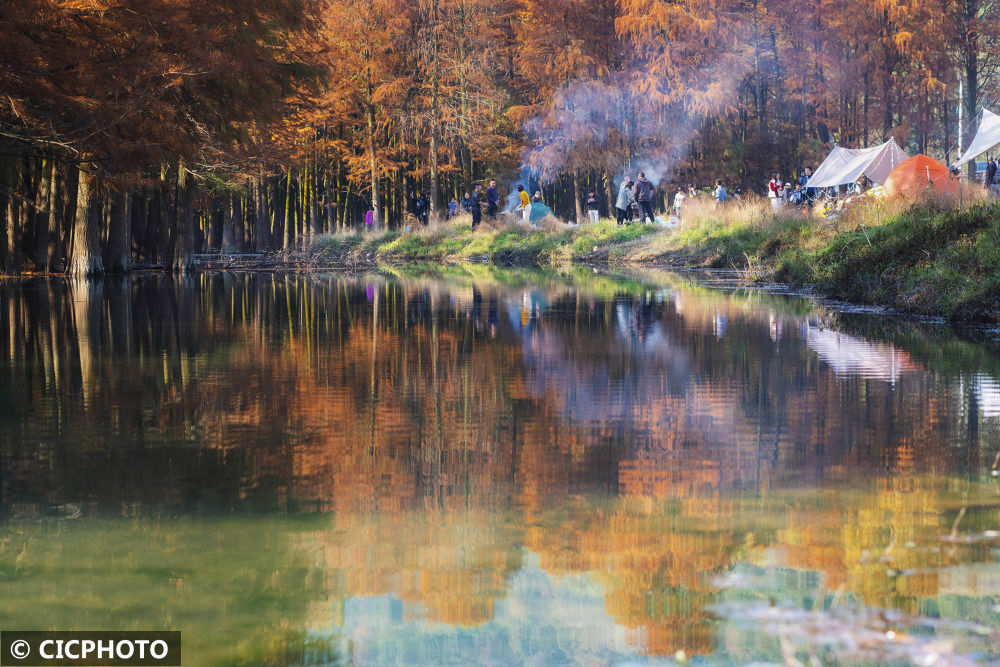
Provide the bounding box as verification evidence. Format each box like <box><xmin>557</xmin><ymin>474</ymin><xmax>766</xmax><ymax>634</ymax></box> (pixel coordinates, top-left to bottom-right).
<box><xmin>528</xmin><ymin>201</ymin><xmax>555</xmax><ymax>222</ymax></box>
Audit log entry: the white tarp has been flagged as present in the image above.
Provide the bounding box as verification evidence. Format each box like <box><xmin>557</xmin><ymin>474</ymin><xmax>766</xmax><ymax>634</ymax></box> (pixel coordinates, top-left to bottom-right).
<box><xmin>806</xmin><ymin>138</ymin><xmax>908</xmax><ymax>188</ymax></box>
<box><xmin>955</xmin><ymin>109</ymin><xmax>1000</xmax><ymax>166</ymax></box>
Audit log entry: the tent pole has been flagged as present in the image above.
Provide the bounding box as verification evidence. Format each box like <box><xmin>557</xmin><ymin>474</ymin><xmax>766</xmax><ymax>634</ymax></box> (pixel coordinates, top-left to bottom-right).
<box><xmin>958</xmin><ymin>73</ymin><xmax>964</xmax><ymax>157</ymax></box>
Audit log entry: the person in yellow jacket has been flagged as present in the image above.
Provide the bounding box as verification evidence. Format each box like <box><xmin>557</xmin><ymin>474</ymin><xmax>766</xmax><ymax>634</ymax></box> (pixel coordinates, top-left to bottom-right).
<box><xmin>517</xmin><ymin>184</ymin><xmax>531</xmax><ymax>224</ymax></box>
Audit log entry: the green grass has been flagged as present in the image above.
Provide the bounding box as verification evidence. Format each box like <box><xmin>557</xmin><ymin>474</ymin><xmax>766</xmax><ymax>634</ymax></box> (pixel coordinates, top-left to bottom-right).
<box><xmin>625</xmin><ymin>195</ymin><xmax>1000</xmax><ymax>322</ymax></box>
<box><xmin>310</xmin><ymin>197</ymin><xmax>1000</xmax><ymax>322</ymax></box>
<box><xmin>312</xmin><ymin>217</ymin><xmax>662</xmax><ymax>266</ymax></box>
<box><xmin>777</xmin><ymin>201</ymin><xmax>1000</xmax><ymax>321</ymax></box>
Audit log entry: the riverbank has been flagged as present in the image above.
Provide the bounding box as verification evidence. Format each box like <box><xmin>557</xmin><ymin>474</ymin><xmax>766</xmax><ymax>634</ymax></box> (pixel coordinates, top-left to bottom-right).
<box><xmin>304</xmin><ymin>194</ymin><xmax>1000</xmax><ymax>323</ymax></box>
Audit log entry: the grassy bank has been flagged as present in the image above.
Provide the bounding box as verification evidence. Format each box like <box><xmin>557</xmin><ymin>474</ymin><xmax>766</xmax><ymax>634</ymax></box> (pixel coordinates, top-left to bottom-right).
<box><xmin>310</xmin><ymin>216</ymin><xmax>658</xmax><ymax>266</ymax></box>
<box><xmin>639</xmin><ymin>193</ymin><xmax>1000</xmax><ymax>322</ymax></box>
<box><xmin>308</xmin><ymin>192</ymin><xmax>1000</xmax><ymax>322</ymax></box>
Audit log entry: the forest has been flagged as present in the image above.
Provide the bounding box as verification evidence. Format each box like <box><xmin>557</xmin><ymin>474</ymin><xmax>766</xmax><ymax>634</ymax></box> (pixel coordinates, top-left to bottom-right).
<box><xmin>1</xmin><ymin>0</ymin><xmax>997</xmax><ymax>275</ymax></box>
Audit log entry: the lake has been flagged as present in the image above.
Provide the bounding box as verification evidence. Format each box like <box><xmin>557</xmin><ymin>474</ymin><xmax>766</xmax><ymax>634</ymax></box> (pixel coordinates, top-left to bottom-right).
<box><xmin>1</xmin><ymin>266</ymin><xmax>999</xmax><ymax>665</ymax></box>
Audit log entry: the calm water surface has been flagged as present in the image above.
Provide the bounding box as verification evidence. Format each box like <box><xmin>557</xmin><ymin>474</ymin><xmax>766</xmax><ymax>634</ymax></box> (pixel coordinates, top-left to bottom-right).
<box><xmin>1</xmin><ymin>267</ymin><xmax>1000</xmax><ymax>665</ymax></box>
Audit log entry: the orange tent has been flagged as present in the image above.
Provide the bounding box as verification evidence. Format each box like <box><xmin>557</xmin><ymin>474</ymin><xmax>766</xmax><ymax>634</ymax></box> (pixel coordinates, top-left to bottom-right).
<box><xmin>883</xmin><ymin>154</ymin><xmax>958</xmax><ymax>197</ymax></box>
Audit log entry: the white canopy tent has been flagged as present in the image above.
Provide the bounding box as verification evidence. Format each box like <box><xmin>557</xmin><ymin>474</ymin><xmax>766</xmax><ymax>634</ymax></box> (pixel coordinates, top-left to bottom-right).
<box><xmin>805</xmin><ymin>138</ymin><xmax>908</xmax><ymax>189</ymax></box>
<box><xmin>955</xmin><ymin>109</ymin><xmax>1000</xmax><ymax>166</ymax></box>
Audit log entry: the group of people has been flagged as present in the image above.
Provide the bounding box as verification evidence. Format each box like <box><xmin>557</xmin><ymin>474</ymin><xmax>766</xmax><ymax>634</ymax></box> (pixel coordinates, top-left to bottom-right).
<box><xmin>614</xmin><ymin>172</ymin><xmax>658</xmax><ymax>224</ymax></box>
<box><xmin>444</xmin><ymin>180</ymin><xmax>502</xmax><ymax>229</ymax></box>
<box><xmin>415</xmin><ymin>164</ymin><xmax>829</xmax><ymax>232</ymax></box>
<box><xmin>446</xmin><ymin>179</ymin><xmax>543</xmax><ymax>228</ymax></box>
<box><xmin>766</xmin><ymin>167</ymin><xmax>819</xmax><ymax>210</ymax></box>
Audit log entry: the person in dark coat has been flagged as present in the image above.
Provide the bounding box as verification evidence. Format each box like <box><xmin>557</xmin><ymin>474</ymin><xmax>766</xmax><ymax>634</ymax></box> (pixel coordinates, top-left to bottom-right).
<box><xmin>470</xmin><ymin>185</ymin><xmax>483</xmax><ymax>229</ymax></box>
<box><xmin>485</xmin><ymin>180</ymin><xmax>500</xmax><ymax>217</ymax></box>
<box><xmin>415</xmin><ymin>193</ymin><xmax>428</xmax><ymax>224</ymax></box>
<box><xmin>634</xmin><ymin>171</ymin><xmax>656</xmax><ymax>223</ymax></box>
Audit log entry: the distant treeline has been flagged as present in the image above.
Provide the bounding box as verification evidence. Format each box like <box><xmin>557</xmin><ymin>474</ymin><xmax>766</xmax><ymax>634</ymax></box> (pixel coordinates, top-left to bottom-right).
<box><xmin>2</xmin><ymin>0</ymin><xmax>995</xmax><ymax>274</ymax></box>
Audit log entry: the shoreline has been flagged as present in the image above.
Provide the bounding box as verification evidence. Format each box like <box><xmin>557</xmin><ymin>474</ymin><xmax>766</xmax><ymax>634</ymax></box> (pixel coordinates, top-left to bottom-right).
<box><xmin>4</xmin><ymin>196</ymin><xmax>999</xmax><ymax>325</ymax></box>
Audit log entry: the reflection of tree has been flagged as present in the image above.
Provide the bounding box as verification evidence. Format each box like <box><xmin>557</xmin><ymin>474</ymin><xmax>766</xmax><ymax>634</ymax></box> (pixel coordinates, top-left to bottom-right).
<box><xmin>309</xmin><ymin>508</ymin><xmax>523</xmax><ymax>628</ymax></box>
<box><xmin>2</xmin><ymin>270</ymin><xmax>1000</xmax><ymax>657</ymax></box>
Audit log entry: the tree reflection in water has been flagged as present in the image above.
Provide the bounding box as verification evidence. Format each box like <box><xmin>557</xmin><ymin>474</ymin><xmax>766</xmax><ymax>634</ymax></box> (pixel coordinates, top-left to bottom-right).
<box><xmin>0</xmin><ymin>267</ymin><xmax>999</xmax><ymax>664</ymax></box>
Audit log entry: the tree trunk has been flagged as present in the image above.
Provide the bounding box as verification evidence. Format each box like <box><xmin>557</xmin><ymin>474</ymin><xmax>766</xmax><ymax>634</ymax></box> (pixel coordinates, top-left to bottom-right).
<box><xmin>367</xmin><ymin>102</ymin><xmax>380</xmax><ymax>229</ymax></box>
<box><xmin>964</xmin><ymin>3</ymin><xmax>979</xmax><ymax>175</ymax></box>
<box><xmin>172</xmin><ymin>160</ymin><xmax>195</xmax><ymax>272</ymax></box>
<box><xmin>35</xmin><ymin>157</ymin><xmax>52</xmax><ymax>271</ymax></box>
<box><xmin>573</xmin><ymin>171</ymin><xmax>583</xmax><ymax>223</ymax></box>
<box><xmin>0</xmin><ymin>157</ymin><xmax>11</xmax><ymax>273</ymax></box>
<box><xmin>310</xmin><ymin>163</ymin><xmax>321</xmax><ymax>238</ymax></box>
<box><xmin>253</xmin><ymin>175</ymin><xmax>270</xmax><ymax>251</ymax></box>
<box><xmin>105</xmin><ymin>190</ymin><xmax>130</xmax><ymax>273</ymax></box>
<box><xmin>68</xmin><ymin>167</ymin><xmax>104</xmax><ymax>277</ymax></box>
<box><xmin>209</xmin><ymin>194</ymin><xmax>225</xmax><ymax>250</ymax></box>
<box><xmin>282</xmin><ymin>172</ymin><xmax>293</xmax><ymax>249</ymax></box>
<box><xmin>428</xmin><ymin>0</ymin><xmax>442</xmax><ymax>220</ymax></box>
<box><xmin>231</xmin><ymin>192</ymin><xmax>246</xmax><ymax>251</ymax></box>
<box><xmin>131</xmin><ymin>191</ymin><xmax>148</xmax><ymax>261</ymax></box>
<box><xmin>221</xmin><ymin>193</ymin><xmax>237</xmax><ymax>251</ymax></box>
<box><xmin>156</xmin><ymin>165</ymin><xmax>171</xmax><ymax>263</ymax></box>
<box><xmin>46</xmin><ymin>160</ymin><xmax>62</xmax><ymax>271</ymax></box>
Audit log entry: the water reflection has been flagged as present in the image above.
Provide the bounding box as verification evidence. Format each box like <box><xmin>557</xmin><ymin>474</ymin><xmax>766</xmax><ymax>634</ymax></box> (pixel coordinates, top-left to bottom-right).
<box><xmin>1</xmin><ymin>267</ymin><xmax>999</xmax><ymax>664</ymax></box>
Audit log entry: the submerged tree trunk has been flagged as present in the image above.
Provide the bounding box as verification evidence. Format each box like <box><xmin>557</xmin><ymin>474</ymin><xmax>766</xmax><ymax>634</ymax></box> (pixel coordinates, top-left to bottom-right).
<box><xmin>68</xmin><ymin>167</ymin><xmax>104</xmax><ymax>277</ymax></box>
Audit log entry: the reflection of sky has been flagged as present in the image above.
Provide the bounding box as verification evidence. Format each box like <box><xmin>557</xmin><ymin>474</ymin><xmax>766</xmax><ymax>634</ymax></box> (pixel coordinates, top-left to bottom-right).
<box><xmin>974</xmin><ymin>374</ymin><xmax>1000</xmax><ymax>417</ymax></box>
<box><xmin>328</xmin><ymin>552</ymin><xmax>668</xmax><ymax>666</ymax></box>
<box><xmin>804</xmin><ymin>324</ymin><xmax>919</xmax><ymax>385</ymax></box>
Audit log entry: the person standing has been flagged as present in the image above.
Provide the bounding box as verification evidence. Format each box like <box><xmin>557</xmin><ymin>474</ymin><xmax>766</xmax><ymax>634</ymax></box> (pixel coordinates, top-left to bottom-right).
<box><xmin>634</xmin><ymin>171</ymin><xmax>655</xmax><ymax>223</ymax></box>
<box><xmin>713</xmin><ymin>179</ymin><xmax>727</xmax><ymax>203</ymax></box>
<box><xmin>448</xmin><ymin>197</ymin><xmax>458</xmax><ymax>218</ymax></box>
<box><xmin>586</xmin><ymin>191</ymin><xmax>600</xmax><ymax>223</ymax></box>
<box><xmin>471</xmin><ymin>185</ymin><xmax>484</xmax><ymax>229</ymax></box>
<box><xmin>461</xmin><ymin>191</ymin><xmax>473</xmax><ymax>214</ymax></box>
<box><xmin>517</xmin><ymin>184</ymin><xmax>531</xmax><ymax>224</ymax></box>
<box><xmin>415</xmin><ymin>193</ymin><xmax>428</xmax><ymax>224</ymax></box>
<box><xmin>801</xmin><ymin>167</ymin><xmax>817</xmax><ymax>204</ymax></box>
<box><xmin>673</xmin><ymin>186</ymin><xmax>685</xmax><ymax>218</ymax></box>
<box><xmin>768</xmin><ymin>172</ymin><xmax>783</xmax><ymax>212</ymax></box>
<box><xmin>615</xmin><ymin>180</ymin><xmax>634</xmax><ymax>225</ymax></box>
<box><xmin>987</xmin><ymin>158</ymin><xmax>998</xmax><ymax>192</ymax></box>
<box><xmin>485</xmin><ymin>179</ymin><xmax>500</xmax><ymax>217</ymax></box>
